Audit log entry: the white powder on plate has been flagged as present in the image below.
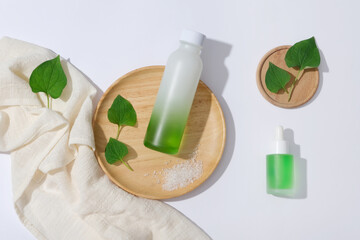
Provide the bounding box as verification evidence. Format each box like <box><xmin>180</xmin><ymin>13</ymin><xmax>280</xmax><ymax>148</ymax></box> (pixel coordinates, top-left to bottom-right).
<box><xmin>162</xmin><ymin>147</ymin><xmax>203</xmax><ymax>191</ymax></box>
<box><xmin>144</xmin><ymin>146</ymin><xmax>203</xmax><ymax>191</ymax></box>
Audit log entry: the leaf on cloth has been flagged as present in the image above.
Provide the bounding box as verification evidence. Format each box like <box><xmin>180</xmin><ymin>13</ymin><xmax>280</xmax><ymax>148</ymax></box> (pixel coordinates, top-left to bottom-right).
<box><xmin>29</xmin><ymin>55</ymin><xmax>67</xmax><ymax>99</ymax></box>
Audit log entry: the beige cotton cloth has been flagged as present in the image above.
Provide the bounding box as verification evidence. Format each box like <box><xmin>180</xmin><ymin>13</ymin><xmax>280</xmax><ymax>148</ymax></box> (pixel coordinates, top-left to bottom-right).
<box><xmin>0</xmin><ymin>37</ymin><xmax>210</xmax><ymax>240</ymax></box>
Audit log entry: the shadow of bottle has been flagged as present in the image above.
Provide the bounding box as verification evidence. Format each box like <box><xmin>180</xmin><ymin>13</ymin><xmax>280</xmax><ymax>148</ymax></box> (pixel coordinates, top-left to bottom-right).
<box><xmin>166</xmin><ymin>38</ymin><xmax>235</xmax><ymax>202</ymax></box>
<box><xmin>272</xmin><ymin>128</ymin><xmax>307</xmax><ymax>199</ymax></box>
<box><xmin>176</xmin><ymin>82</ymin><xmax>212</xmax><ymax>159</ymax></box>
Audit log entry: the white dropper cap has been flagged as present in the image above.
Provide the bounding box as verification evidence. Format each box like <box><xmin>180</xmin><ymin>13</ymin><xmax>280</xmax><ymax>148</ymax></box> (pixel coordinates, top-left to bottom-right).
<box><xmin>274</xmin><ymin>126</ymin><xmax>289</xmax><ymax>154</ymax></box>
<box><xmin>180</xmin><ymin>29</ymin><xmax>206</xmax><ymax>47</ymax></box>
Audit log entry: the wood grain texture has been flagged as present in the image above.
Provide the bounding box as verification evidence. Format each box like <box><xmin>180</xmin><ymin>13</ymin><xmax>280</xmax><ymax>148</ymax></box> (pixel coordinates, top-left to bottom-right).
<box><xmin>256</xmin><ymin>45</ymin><xmax>319</xmax><ymax>108</ymax></box>
<box><xmin>93</xmin><ymin>66</ymin><xmax>226</xmax><ymax>199</ymax></box>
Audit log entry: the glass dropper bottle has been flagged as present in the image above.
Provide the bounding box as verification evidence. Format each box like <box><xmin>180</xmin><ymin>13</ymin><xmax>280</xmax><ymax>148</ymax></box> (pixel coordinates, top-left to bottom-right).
<box><xmin>267</xmin><ymin>126</ymin><xmax>294</xmax><ymax>196</ymax></box>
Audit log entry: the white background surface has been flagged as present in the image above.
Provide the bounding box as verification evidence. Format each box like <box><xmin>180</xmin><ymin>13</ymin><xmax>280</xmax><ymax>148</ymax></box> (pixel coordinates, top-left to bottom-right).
<box><xmin>1</xmin><ymin>0</ymin><xmax>360</xmax><ymax>239</ymax></box>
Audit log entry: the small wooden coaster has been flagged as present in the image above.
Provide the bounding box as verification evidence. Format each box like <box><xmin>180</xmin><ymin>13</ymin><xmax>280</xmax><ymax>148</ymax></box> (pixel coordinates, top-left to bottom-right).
<box><xmin>256</xmin><ymin>45</ymin><xmax>319</xmax><ymax>108</ymax></box>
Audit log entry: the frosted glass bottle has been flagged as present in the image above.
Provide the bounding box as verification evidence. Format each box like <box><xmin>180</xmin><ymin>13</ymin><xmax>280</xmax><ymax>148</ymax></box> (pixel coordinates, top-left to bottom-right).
<box><xmin>267</xmin><ymin>126</ymin><xmax>294</xmax><ymax>196</ymax></box>
<box><xmin>144</xmin><ymin>29</ymin><xmax>205</xmax><ymax>154</ymax></box>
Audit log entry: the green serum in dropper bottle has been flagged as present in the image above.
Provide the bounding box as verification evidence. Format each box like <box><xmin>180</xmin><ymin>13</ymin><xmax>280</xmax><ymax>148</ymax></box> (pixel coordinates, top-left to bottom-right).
<box><xmin>267</xmin><ymin>126</ymin><xmax>294</xmax><ymax>196</ymax></box>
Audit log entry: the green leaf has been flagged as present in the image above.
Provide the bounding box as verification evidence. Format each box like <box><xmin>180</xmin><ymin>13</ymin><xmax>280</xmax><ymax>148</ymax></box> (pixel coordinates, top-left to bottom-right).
<box><xmin>29</xmin><ymin>55</ymin><xmax>67</xmax><ymax>99</ymax></box>
<box><xmin>285</xmin><ymin>37</ymin><xmax>320</xmax><ymax>70</ymax></box>
<box><xmin>106</xmin><ymin>95</ymin><xmax>137</xmax><ymax>171</ymax></box>
<box><xmin>108</xmin><ymin>95</ymin><xmax>137</xmax><ymax>127</ymax></box>
<box><xmin>265</xmin><ymin>62</ymin><xmax>291</xmax><ymax>93</ymax></box>
<box><xmin>105</xmin><ymin>138</ymin><xmax>128</xmax><ymax>164</ymax></box>
<box><xmin>105</xmin><ymin>138</ymin><xmax>133</xmax><ymax>171</ymax></box>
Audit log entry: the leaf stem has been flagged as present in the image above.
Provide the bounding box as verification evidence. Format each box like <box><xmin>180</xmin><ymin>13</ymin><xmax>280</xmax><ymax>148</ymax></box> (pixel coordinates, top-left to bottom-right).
<box><xmin>116</xmin><ymin>125</ymin><xmax>122</xmax><ymax>140</ymax></box>
<box><xmin>114</xmin><ymin>125</ymin><xmax>132</xmax><ymax>170</ymax></box>
<box><xmin>46</xmin><ymin>94</ymin><xmax>50</xmax><ymax>109</ymax></box>
<box><xmin>121</xmin><ymin>160</ymin><xmax>134</xmax><ymax>171</ymax></box>
<box><xmin>288</xmin><ymin>69</ymin><xmax>303</xmax><ymax>102</ymax></box>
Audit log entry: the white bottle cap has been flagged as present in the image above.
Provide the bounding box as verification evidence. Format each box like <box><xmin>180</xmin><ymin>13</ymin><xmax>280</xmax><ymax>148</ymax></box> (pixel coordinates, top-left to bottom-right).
<box><xmin>274</xmin><ymin>126</ymin><xmax>289</xmax><ymax>154</ymax></box>
<box><xmin>180</xmin><ymin>29</ymin><xmax>205</xmax><ymax>47</ymax></box>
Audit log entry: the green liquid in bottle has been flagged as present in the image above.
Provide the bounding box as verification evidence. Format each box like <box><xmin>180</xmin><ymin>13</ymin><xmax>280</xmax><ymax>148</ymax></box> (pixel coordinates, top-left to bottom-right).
<box><xmin>144</xmin><ymin>111</ymin><xmax>188</xmax><ymax>154</ymax></box>
<box><xmin>266</xmin><ymin>154</ymin><xmax>294</xmax><ymax>189</ymax></box>
<box><xmin>143</xmin><ymin>30</ymin><xmax>205</xmax><ymax>154</ymax></box>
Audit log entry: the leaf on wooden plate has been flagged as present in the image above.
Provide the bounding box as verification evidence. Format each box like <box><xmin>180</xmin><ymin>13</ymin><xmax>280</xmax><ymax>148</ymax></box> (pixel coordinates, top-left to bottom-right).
<box><xmin>105</xmin><ymin>137</ymin><xmax>133</xmax><ymax>171</ymax></box>
<box><xmin>285</xmin><ymin>36</ymin><xmax>320</xmax><ymax>70</ymax></box>
<box><xmin>265</xmin><ymin>62</ymin><xmax>291</xmax><ymax>93</ymax></box>
<box><xmin>108</xmin><ymin>95</ymin><xmax>137</xmax><ymax>127</ymax></box>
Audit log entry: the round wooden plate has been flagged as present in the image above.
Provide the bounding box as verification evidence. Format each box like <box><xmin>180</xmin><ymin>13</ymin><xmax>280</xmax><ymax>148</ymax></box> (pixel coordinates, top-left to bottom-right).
<box><xmin>93</xmin><ymin>66</ymin><xmax>226</xmax><ymax>199</ymax></box>
<box><xmin>256</xmin><ymin>45</ymin><xmax>319</xmax><ymax>108</ymax></box>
